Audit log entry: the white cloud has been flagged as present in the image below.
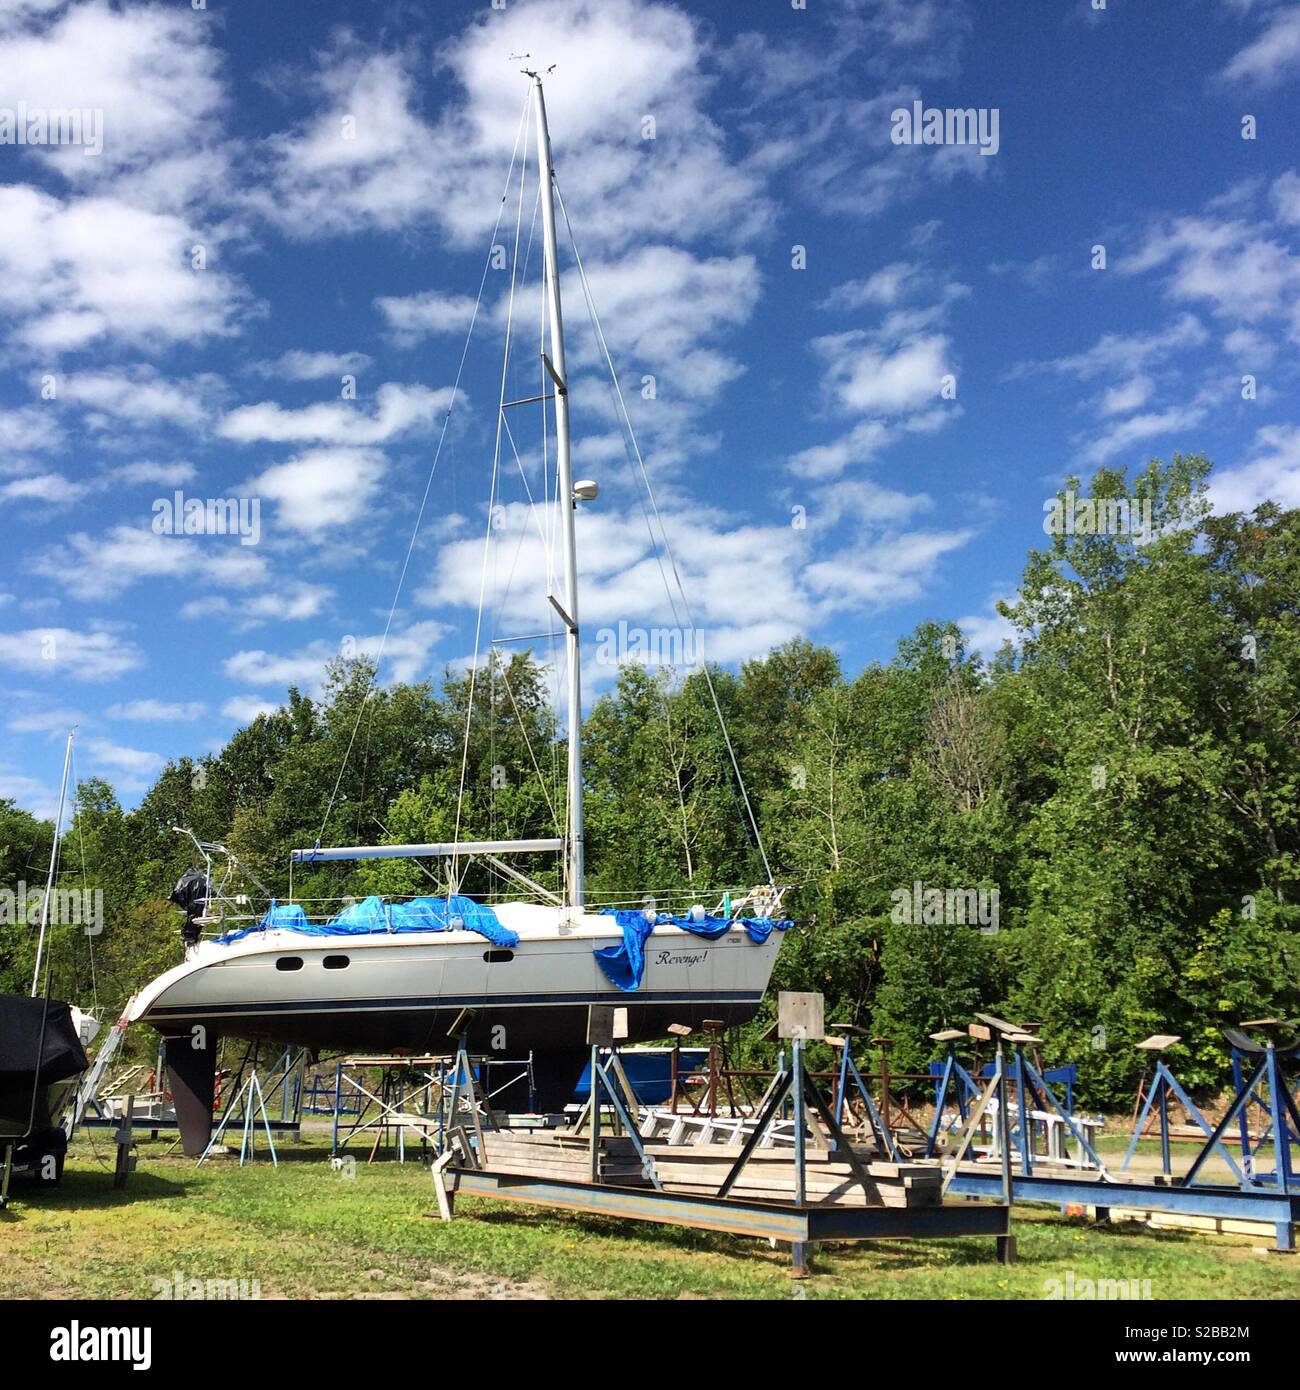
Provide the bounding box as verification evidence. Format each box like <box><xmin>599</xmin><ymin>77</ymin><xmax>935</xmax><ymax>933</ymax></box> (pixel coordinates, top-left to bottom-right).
<box><xmin>254</xmin><ymin>350</ymin><xmax>373</xmax><ymax>381</ymax></box>
<box><xmin>1209</xmin><ymin>422</ymin><xmax>1300</xmax><ymax>512</ymax></box>
<box><xmin>1080</xmin><ymin>402</ymin><xmax>1210</xmax><ymax>467</ymax></box>
<box><xmin>224</xmin><ymin>620</ymin><xmax>448</xmax><ymax>689</ymax></box>
<box><xmin>6</xmin><ymin>706</ymin><xmax>82</xmax><ymax>734</ymax></box>
<box><xmin>1098</xmin><ymin>376</ymin><xmax>1155</xmax><ymax>416</ymax></box>
<box><xmin>813</xmin><ymin>331</ymin><xmax>952</xmax><ymax>414</ymax></box>
<box><xmin>112</xmin><ymin>460</ymin><xmax>198</xmax><ymax>487</ymax></box>
<box><xmin>254</xmin><ymin>1</ymin><xmax>767</xmax><ymax>252</ymax></box>
<box><xmin>804</xmin><ymin>528</ymin><xmax>974</xmax><ymax>608</ymax></box>
<box><xmin>221</xmin><ymin>695</ymin><xmax>281</xmax><ymax>723</ymax></box>
<box><xmin>0</xmin><ymin>0</ymin><xmax>226</xmax><ymax>204</ymax></box>
<box><xmin>0</xmin><ymin>763</ymin><xmax>60</xmax><ymax>819</ymax></box>
<box><xmin>0</xmin><ymin>184</ymin><xmax>248</xmax><ymax>351</ymax></box>
<box><xmin>57</xmin><ymin>367</ymin><xmax>222</xmax><ymax>431</ymax></box>
<box><xmin>1271</xmin><ymin>169</ymin><xmax>1300</xmax><ymax>225</ymax></box>
<box><xmin>219</xmin><ymin>383</ymin><xmax>454</xmax><ymax>446</ymax></box>
<box><xmin>421</xmin><ymin>497</ymin><xmax>973</xmax><ymax>674</ymax></box>
<box><xmin>41</xmin><ymin>526</ymin><xmax>268</xmax><ymax>600</ymax></box>
<box><xmin>82</xmin><ymin>736</ymin><xmax>164</xmax><ymax>777</ymax></box>
<box><xmin>959</xmin><ymin>597</ymin><xmax>1019</xmax><ymax>658</ymax></box>
<box><xmin>105</xmin><ymin>699</ymin><xmax>205</xmax><ymax>721</ymax></box>
<box><xmin>0</xmin><ymin>404</ymin><xmax>61</xmax><ymax>452</ymax></box>
<box><xmin>1221</xmin><ymin>6</ymin><xmax>1300</xmax><ymax>87</ymax></box>
<box><xmin>0</xmin><ymin>471</ymin><xmax>85</xmax><ymax>504</ymax></box>
<box><xmin>1017</xmin><ymin>315</ymin><xmax>1209</xmax><ymax>382</ymax></box>
<box><xmin>821</xmin><ymin>262</ymin><xmax>922</xmax><ymax>310</ymax></box>
<box><xmin>246</xmin><ymin>447</ymin><xmax>387</xmax><ymax>534</ymax></box>
<box><xmin>180</xmin><ymin>582</ymin><xmax>334</xmax><ymax>626</ymax></box>
<box><xmin>1121</xmin><ymin>215</ymin><xmax>1300</xmax><ymax>329</ymax></box>
<box><xmin>0</xmin><ymin>626</ymin><xmax>143</xmax><ymax>681</ymax></box>
<box><xmin>375</xmin><ymin>292</ymin><xmax>480</xmax><ymax>345</ymax></box>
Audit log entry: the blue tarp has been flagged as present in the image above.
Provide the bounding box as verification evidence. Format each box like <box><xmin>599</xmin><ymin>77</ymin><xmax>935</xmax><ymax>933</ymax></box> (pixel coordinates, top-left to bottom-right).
<box><xmin>594</xmin><ymin>909</ymin><xmax>793</xmax><ymax>992</ymax></box>
<box><xmin>219</xmin><ymin>894</ymin><xmax>519</xmax><ymax>948</ymax></box>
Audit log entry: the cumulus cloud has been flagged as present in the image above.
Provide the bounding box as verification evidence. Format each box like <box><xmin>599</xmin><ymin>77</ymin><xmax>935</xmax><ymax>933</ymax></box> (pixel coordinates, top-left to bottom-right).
<box><xmin>105</xmin><ymin>699</ymin><xmax>206</xmax><ymax>721</ymax></box>
<box><xmin>0</xmin><ymin>625</ymin><xmax>143</xmax><ymax>680</ymax></box>
<box><xmin>0</xmin><ymin>185</ymin><xmax>249</xmax><ymax>352</ymax></box>
<box><xmin>253</xmin><ymin>1</ymin><xmax>768</xmax><ymax>252</ymax></box>
<box><xmin>246</xmin><ymin>447</ymin><xmax>387</xmax><ymax>534</ymax></box>
<box><xmin>39</xmin><ymin>525</ymin><xmax>268</xmax><ymax>599</ymax></box>
<box><xmin>219</xmin><ymin>383</ymin><xmax>454</xmax><ymax>446</ymax></box>
<box><xmin>223</xmin><ymin>619</ymin><xmax>448</xmax><ymax>689</ymax></box>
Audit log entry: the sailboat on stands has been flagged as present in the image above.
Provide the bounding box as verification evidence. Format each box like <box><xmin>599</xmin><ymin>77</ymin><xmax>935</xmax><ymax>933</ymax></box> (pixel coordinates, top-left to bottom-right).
<box><xmin>128</xmin><ymin>73</ymin><xmax>791</xmax><ymax>1155</ymax></box>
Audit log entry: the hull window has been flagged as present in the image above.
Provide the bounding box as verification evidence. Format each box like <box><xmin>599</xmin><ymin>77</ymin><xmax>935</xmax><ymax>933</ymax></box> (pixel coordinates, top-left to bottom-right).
<box><xmin>483</xmin><ymin>949</ymin><xmax>514</xmax><ymax>963</ymax></box>
<box><xmin>323</xmin><ymin>955</ymin><xmax>350</xmax><ymax>970</ymax></box>
<box><xmin>275</xmin><ymin>957</ymin><xmax>304</xmax><ymax>972</ymax></box>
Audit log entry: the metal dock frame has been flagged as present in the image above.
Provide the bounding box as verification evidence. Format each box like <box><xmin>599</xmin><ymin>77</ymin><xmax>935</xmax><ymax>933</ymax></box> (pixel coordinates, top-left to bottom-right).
<box><xmin>441</xmin><ymin>1166</ymin><xmax>1014</xmax><ymax>1276</ymax></box>
<box><xmin>946</xmin><ymin>1170</ymin><xmax>1300</xmax><ymax>1252</ymax></box>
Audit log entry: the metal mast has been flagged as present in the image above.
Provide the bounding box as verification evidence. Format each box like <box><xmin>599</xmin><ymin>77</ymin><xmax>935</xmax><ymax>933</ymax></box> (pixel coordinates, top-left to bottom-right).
<box><xmin>531</xmin><ymin>74</ymin><xmax>585</xmax><ymax>908</ymax></box>
<box><xmin>31</xmin><ymin>731</ymin><xmax>74</xmax><ymax>996</ymax></box>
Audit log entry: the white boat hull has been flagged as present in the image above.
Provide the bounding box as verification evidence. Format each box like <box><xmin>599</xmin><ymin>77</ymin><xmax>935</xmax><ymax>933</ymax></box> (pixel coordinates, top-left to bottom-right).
<box><xmin>127</xmin><ymin>905</ymin><xmax>786</xmax><ymax>1151</ymax></box>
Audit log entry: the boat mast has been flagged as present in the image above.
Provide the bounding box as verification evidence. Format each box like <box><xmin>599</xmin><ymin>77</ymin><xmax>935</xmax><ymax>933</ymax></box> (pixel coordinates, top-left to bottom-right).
<box><xmin>31</xmin><ymin>731</ymin><xmax>74</xmax><ymax>996</ymax></box>
<box><xmin>531</xmin><ymin>74</ymin><xmax>585</xmax><ymax>908</ymax></box>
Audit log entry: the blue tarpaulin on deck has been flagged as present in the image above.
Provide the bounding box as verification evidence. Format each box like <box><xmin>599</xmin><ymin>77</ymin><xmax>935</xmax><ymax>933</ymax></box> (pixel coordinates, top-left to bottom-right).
<box><xmin>593</xmin><ymin>909</ymin><xmax>792</xmax><ymax>992</ymax></box>
<box><xmin>219</xmin><ymin>894</ymin><xmax>519</xmax><ymax>948</ymax></box>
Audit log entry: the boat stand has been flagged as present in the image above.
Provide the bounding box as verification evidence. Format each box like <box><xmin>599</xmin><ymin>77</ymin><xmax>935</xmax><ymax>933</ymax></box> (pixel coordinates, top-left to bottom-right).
<box><xmin>947</xmin><ymin>1024</ymin><xmax>1300</xmax><ymax>1251</ymax></box>
<box><xmin>1121</xmin><ymin>1034</ymin><xmax>1242</xmax><ymax>1180</ymax></box>
<box><xmin>569</xmin><ymin>1032</ymin><xmax>661</xmax><ymax>1189</ymax></box>
<box><xmin>198</xmin><ymin>1070</ymin><xmax>278</xmax><ymax>1167</ymax></box>
<box><xmin>829</xmin><ymin>1025</ymin><xmax>900</xmax><ymax>1161</ymax></box>
<box><xmin>1187</xmin><ymin>1028</ymin><xmax>1300</xmax><ymax>1193</ymax></box>
<box><xmin>925</xmin><ymin>1029</ymin><xmax>982</xmax><ymax>1158</ymax></box>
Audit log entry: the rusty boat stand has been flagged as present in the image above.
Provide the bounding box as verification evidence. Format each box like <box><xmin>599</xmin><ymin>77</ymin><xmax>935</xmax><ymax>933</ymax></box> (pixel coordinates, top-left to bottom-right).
<box><xmin>432</xmin><ymin>994</ymin><xmax>1014</xmax><ymax>1277</ymax></box>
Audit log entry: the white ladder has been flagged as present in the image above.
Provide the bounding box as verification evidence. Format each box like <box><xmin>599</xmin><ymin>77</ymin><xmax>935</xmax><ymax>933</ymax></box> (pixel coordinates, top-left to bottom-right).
<box><xmin>63</xmin><ymin>998</ymin><xmax>134</xmax><ymax>1138</ymax></box>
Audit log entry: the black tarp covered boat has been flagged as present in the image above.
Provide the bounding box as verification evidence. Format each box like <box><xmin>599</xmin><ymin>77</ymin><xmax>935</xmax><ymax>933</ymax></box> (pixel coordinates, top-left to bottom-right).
<box><xmin>0</xmin><ymin>993</ymin><xmax>89</xmax><ymax>1187</ymax></box>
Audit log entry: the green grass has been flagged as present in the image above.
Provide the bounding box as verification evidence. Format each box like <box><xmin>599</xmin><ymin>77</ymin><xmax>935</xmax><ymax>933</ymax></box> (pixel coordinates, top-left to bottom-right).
<box><xmin>2</xmin><ymin>1130</ymin><xmax>1297</xmax><ymax>1300</ymax></box>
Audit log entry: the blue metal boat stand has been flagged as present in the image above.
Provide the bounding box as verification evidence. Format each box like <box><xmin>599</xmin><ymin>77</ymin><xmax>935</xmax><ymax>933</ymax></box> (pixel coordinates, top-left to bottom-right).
<box><xmin>947</xmin><ymin>1024</ymin><xmax>1300</xmax><ymax>1252</ymax></box>
<box><xmin>1121</xmin><ymin>1034</ymin><xmax>1243</xmax><ymax>1181</ymax></box>
<box><xmin>926</xmin><ymin>1028</ymin><xmax>981</xmax><ymax>1158</ymax></box>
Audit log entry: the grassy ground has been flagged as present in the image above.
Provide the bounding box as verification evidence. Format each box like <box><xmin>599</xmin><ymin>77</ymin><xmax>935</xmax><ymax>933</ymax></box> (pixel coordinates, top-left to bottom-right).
<box><xmin>1</xmin><ymin>1129</ymin><xmax>1298</xmax><ymax>1300</ymax></box>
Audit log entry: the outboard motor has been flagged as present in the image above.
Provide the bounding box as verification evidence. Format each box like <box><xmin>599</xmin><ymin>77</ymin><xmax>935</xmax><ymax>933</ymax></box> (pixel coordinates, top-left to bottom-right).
<box><xmin>169</xmin><ymin>867</ymin><xmax>210</xmax><ymax>947</ymax></box>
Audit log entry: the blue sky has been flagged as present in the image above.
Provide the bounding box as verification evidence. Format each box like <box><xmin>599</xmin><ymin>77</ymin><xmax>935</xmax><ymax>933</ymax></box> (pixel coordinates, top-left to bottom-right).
<box><xmin>2</xmin><ymin>0</ymin><xmax>1300</xmax><ymax>816</ymax></box>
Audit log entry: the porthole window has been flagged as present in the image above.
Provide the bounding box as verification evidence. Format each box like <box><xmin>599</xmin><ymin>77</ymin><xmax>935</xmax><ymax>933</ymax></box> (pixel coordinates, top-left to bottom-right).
<box><xmin>275</xmin><ymin>956</ymin><xmax>304</xmax><ymax>972</ymax></box>
<box><xmin>483</xmin><ymin>949</ymin><xmax>514</xmax><ymax>963</ymax></box>
<box><xmin>323</xmin><ymin>955</ymin><xmax>350</xmax><ymax>970</ymax></box>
